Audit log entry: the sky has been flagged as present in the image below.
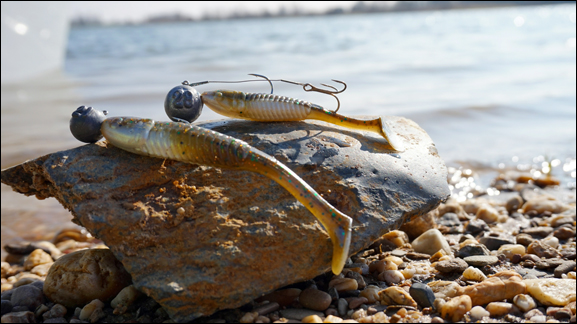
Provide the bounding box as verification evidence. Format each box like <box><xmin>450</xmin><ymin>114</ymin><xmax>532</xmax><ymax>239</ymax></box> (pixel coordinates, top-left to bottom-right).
<box><xmin>69</xmin><ymin>1</ymin><xmax>366</xmax><ymax>23</ymax></box>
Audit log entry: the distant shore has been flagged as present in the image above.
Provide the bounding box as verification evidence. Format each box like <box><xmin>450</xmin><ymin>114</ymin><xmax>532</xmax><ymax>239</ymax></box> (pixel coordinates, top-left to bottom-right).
<box><xmin>71</xmin><ymin>1</ymin><xmax>574</xmax><ymax>27</ymax></box>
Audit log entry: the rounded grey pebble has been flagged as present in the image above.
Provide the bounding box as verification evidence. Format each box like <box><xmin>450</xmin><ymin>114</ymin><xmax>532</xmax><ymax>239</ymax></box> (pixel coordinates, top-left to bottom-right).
<box><xmin>435</xmin><ymin>258</ymin><xmax>468</xmax><ymax>273</ymax></box>
<box><xmin>479</xmin><ymin>236</ymin><xmax>514</xmax><ymax>251</ymax></box>
<box><xmin>409</xmin><ymin>282</ymin><xmax>436</xmax><ymax>309</ymax></box>
<box><xmin>10</xmin><ymin>285</ymin><xmax>45</xmax><ymax>311</ymax></box>
<box><xmin>463</xmin><ymin>255</ymin><xmax>499</xmax><ymax>267</ymax></box>
<box><xmin>337</xmin><ymin>298</ymin><xmax>348</xmax><ymax>316</ymax></box>
<box><xmin>1</xmin><ymin>300</ymin><xmax>13</xmax><ymax>315</ymax></box>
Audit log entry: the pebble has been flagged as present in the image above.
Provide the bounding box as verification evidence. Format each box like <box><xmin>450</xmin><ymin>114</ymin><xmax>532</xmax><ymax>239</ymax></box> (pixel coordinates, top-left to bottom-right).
<box><xmin>279</xmin><ymin>308</ymin><xmax>325</xmax><ymax>321</ymax></box>
<box><xmin>465</xmin><ymin>219</ymin><xmax>489</xmax><ymax>235</ymax></box>
<box><xmin>0</xmin><ymin>311</ymin><xmax>35</xmax><ymax>323</ymax></box>
<box><xmin>554</xmin><ymin>227</ymin><xmax>576</xmax><ymax>240</ymax></box>
<box><xmin>377</xmin><ymin>270</ymin><xmax>404</xmax><ymax>284</ymax></box>
<box><xmin>470</xmin><ymin>305</ymin><xmax>490</xmax><ymax>321</ymax></box>
<box><xmin>1</xmin><ymin>300</ymin><xmax>12</xmax><ymax>316</ymax></box>
<box><xmin>513</xmin><ymin>294</ymin><xmax>537</xmax><ymax>312</ymax></box>
<box><xmin>463</xmin><ymin>255</ymin><xmax>499</xmax><ymax>267</ymax></box>
<box><xmin>381</xmin><ymin>230</ymin><xmax>409</xmax><ymax>247</ymax></box>
<box><xmin>498</xmin><ymin>244</ymin><xmax>526</xmax><ymax>260</ymax></box>
<box><xmin>435</xmin><ymin>258</ymin><xmax>468</xmax><ymax>273</ymax></box>
<box><xmin>438</xmin><ymin>212</ymin><xmax>461</xmax><ymax>227</ymax></box>
<box><xmin>440</xmin><ymin>295</ymin><xmax>471</xmax><ymax>322</ymax></box>
<box><xmin>30</xmin><ymin>262</ymin><xmax>53</xmax><ymax>277</ymax></box>
<box><xmin>258</xmin><ymin>288</ymin><xmax>301</xmax><ymax>307</ymax></box>
<box><xmin>359</xmin><ymin>286</ymin><xmax>380</xmax><ymax>304</ymax></box>
<box><xmin>23</xmin><ymin>249</ymin><xmax>53</xmax><ymax>271</ymax></box>
<box><xmin>253</xmin><ymin>302</ymin><xmax>280</xmax><ymax>316</ymax></box>
<box><xmin>79</xmin><ymin>299</ymin><xmax>105</xmax><ymax>322</ymax></box>
<box><xmin>111</xmin><ymin>285</ymin><xmax>142</xmax><ymax>314</ymax></box>
<box><xmin>456</xmin><ymin>243</ymin><xmax>491</xmax><ymax>258</ymax></box>
<box><xmin>328</xmin><ymin>278</ymin><xmax>358</xmax><ymax>292</ymax></box>
<box><xmin>408</xmin><ymin>282</ymin><xmax>436</xmax><ymax>309</ymax></box>
<box><xmin>522</xmin><ymin>198</ymin><xmax>569</xmax><ymax>214</ymax></box>
<box><xmin>462</xmin><ymin>266</ymin><xmax>487</xmax><ymax>281</ymax></box>
<box><xmin>346</xmin><ymin>297</ymin><xmax>368</xmax><ymax>309</ymax></box>
<box><xmin>486</xmin><ymin>302</ymin><xmax>519</xmax><ymax>317</ymax></box>
<box><xmin>527</xmin><ymin>240</ymin><xmax>562</xmax><ymax>258</ymax></box>
<box><xmin>43</xmin><ymin>248</ymin><xmax>132</xmax><ymax>308</ymax></box>
<box><xmin>516</xmin><ymin>233</ymin><xmax>536</xmax><ymax>246</ymax></box>
<box><xmin>522</xmin><ymin>226</ymin><xmax>554</xmax><ymax>238</ymax></box>
<box><xmin>299</xmin><ymin>288</ymin><xmax>332</xmax><ymax>311</ymax></box>
<box><xmin>43</xmin><ymin>304</ymin><xmax>67</xmax><ymax>320</ymax></box>
<box><xmin>476</xmin><ymin>204</ymin><xmax>500</xmax><ymax>223</ymax></box>
<box><xmin>459</xmin><ymin>271</ymin><xmax>526</xmax><ymax>306</ymax></box>
<box><xmin>554</xmin><ymin>261</ymin><xmax>576</xmax><ymax>278</ymax></box>
<box><xmin>405</xmin><ymin>252</ymin><xmax>431</xmax><ymax>260</ymax></box>
<box><xmin>411</xmin><ymin>229</ymin><xmax>452</xmax><ymax>256</ymax></box>
<box><xmin>337</xmin><ymin>298</ymin><xmax>348</xmax><ymax>316</ymax></box>
<box><xmin>240</xmin><ymin>311</ymin><xmax>259</xmax><ymax>323</ymax></box>
<box><xmin>427</xmin><ymin>281</ymin><xmax>460</xmax><ymax>299</ymax></box>
<box><xmin>505</xmin><ymin>195</ymin><xmax>523</xmax><ymax>214</ymax></box>
<box><xmin>479</xmin><ymin>235</ymin><xmax>515</xmax><ymax>251</ymax></box>
<box><xmin>543</xmin><ymin>236</ymin><xmax>560</xmax><ymax>249</ymax></box>
<box><xmin>378</xmin><ymin>287</ymin><xmax>417</xmax><ymax>308</ymax></box>
<box><xmin>302</xmin><ymin>314</ymin><xmax>323</xmax><ymax>323</ymax></box>
<box><xmin>10</xmin><ymin>285</ymin><xmax>45</xmax><ymax>311</ymax></box>
<box><xmin>525</xmin><ymin>278</ymin><xmax>577</xmax><ymax>306</ymax></box>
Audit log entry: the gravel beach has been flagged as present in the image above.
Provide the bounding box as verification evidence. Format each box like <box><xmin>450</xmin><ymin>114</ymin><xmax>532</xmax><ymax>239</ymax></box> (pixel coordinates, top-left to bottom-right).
<box><xmin>1</xmin><ymin>167</ymin><xmax>575</xmax><ymax>323</ymax></box>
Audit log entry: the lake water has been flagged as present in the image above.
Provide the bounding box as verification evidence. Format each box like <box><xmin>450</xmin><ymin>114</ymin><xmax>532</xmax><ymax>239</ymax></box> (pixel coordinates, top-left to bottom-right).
<box><xmin>1</xmin><ymin>3</ymin><xmax>576</xmax><ymax>254</ymax></box>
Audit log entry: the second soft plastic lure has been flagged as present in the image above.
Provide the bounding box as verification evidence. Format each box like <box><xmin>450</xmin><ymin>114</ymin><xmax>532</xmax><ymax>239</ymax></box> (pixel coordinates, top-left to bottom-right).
<box><xmin>200</xmin><ymin>90</ymin><xmax>404</xmax><ymax>152</ymax></box>
<box><xmin>100</xmin><ymin>116</ymin><xmax>353</xmax><ymax>274</ymax></box>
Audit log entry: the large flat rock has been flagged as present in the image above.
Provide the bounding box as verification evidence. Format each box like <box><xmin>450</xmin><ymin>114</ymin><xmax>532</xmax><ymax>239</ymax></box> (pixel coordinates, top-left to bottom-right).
<box><xmin>1</xmin><ymin>116</ymin><xmax>449</xmax><ymax>322</ymax></box>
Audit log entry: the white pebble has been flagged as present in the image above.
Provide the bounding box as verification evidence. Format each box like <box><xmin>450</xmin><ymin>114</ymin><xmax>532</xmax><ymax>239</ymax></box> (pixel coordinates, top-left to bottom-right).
<box><xmin>530</xmin><ymin>315</ymin><xmax>547</xmax><ymax>323</ymax></box>
<box><xmin>542</xmin><ymin>236</ymin><xmax>559</xmax><ymax>249</ymax></box>
<box><xmin>566</xmin><ymin>272</ymin><xmax>576</xmax><ymax>280</ymax></box>
<box><xmin>379</xmin><ymin>270</ymin><xmax>404</xmax><ymax>284</ymax></box>
<box><xmin>79</xmin><ymin>299</ymin><xmax>104</xmax><ymax>321</ymax></box>
<box><xmin>463</xmin><ymin>266</ymin><xmax>487</xmax><ymax>281</ymax></box>
<box><xmin>470</xmin><ymin>306</ymin><xmax>490</xmax><ymax>321</ymax></box>
<box><xmin>513</xmin><ymin>294</ymin><xmax>536</xmax><ymax>312</ymax></box>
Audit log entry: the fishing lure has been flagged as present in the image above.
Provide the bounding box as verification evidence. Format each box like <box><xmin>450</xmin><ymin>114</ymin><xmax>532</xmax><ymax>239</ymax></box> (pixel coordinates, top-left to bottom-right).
<box><xmin>70</xmin><ymin>106</ymin><xmax>353</xmax><ymax>275</ymax></box>
<box><xmin>164</xmin><ymin>75</ymin><xmax>404</xmax><ymax>152</ymax></box>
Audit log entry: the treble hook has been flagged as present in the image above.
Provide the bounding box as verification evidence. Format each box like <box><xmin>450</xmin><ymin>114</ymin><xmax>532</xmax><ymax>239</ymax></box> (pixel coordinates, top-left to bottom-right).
<box><xmin>280</xmin><ymin>79</ymin><xmax>347</xmax><ymax>113</ymax></box>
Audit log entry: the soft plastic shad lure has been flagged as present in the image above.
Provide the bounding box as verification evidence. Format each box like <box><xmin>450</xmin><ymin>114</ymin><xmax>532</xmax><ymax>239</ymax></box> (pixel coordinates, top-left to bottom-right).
<box><xmin>70</xmin><ymin>106</ymin><xmax>352</xmax><ymax>275</ymax></box>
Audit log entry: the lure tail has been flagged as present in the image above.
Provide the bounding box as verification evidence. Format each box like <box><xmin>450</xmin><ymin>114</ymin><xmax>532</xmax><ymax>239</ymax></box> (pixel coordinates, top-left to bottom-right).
<box><xmin>309</xmin><ymin>107</ymin><xmax>404</xmax><ymax>152</ymax></box>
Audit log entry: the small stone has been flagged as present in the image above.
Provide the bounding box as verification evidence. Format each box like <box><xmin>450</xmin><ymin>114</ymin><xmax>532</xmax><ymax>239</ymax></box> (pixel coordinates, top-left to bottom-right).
<box><xmin>456</xmin><ymin>244</ymin><xmax>491</xmax><ymax>258</ymax></box>
<box><xmin>400</xmin><ymin>209</ymin><xmax>437</xmax><ymax>240</ymax></box>
<box><xmin>328</xmin><ymin>278</ymin><xmax>358</xmax><ymax>292</ymax></box>
<box><xmin>43</xmin><ymin>304</ymin><xmax>67</xmax><ymax>320</ymax></box>
<box><xmin>258</xmin><ymin>288</ymin><xmax>301</xmax><ymax>307</ymax></box>
<box><xmin>377</xmin><ymin>270</ymin><xmax>404</xmax><ymax>285</ymax></box>
<box><xmin>381</xmin><ymin>230</ymin><xmax>410</xmax><ymax>248</ymax></box>
<box><xmin>463</xmin><ymin>255</ymin><xmax>499</xmax><ymax>267</ymax></box>
<box><xmin>506</xmin><ymin>196</ymin><xmax>523</xmax><ymax>214</ymax></box>
<box><xmin>279</xmin><ymin>308</ymin><xmax>325</xmax><ymax>321</ymax></box>
<box><xmin>431</xmin><ymin>316</ymin><xmax>444</xmax><ymax>323</ymax></box>
<box><xmin>35</xmin><ymin>304</ymin><xmax>49</xmax><ymax>318</ymax></box>
<box><xmin>527</xmin><ymin>240</ymin><xmax>562</xmax><ymax>258</ymax></box>
<box><xmin>23</xmin><ymin>249</ymin><xmax>53</xmax><ymax>271</ymax></box>
<box><xmin>427</xmin><ymin>281</ymin><xmax>460</xmax><ymax>300</ymax></box>
<box><xmin>554</xmin><ymin>261</ymin><xmax>576</xmax><ymax>278</ymax></box>
<box><xmin>462</xmin><ymin>266</ymin><xmax>487</xmax><ymax>281</ymax></box>
<box><xmin>111</xmin><ymin>285</ymin><xmax>142</xmax><ymax>314</ymax></box>
<box><xmin>359</xmin><ymin>286</ymin><xmax>381</xmax><ymax>304</ymax></box>
<box><xmin>476</xmin><ymin>205</ymin><xmax>500</xmax><ymax>223</ymax></box>
<box><xmin>405</xmin><ymin>252</ymin><xmax>431</xmax><ymax>260</ymax></box>
<box><xmin>554</xmin><ymin>309</ymin><xmax>573</xmax><ymax>321</ymax></box>
<box><xmin>409</xmin><ymin>282</ymin><xmax>436</xmax><ymax>309</ymax></box>
<box><xmin>30</xmin><ymin>263</ymin><xmax>53</xmax><ymax>277</ymax></box>
<box><xmin>301</xmin><ymin>314</ymin><xmax>323</xmax><ymax>323</ymax></box>
<box><xmin>440</xmin><ymin>295</ymin><xmax>471</xmax><ymax>322</ymax></box>
<box><xmin>465</xmin><ymin>219</ymin><xmax>489</xmax><ymax>235</ymax></box>
<box><xmin>43</xmin><ymin>249</ymin><xmax>132</xmax><ymax>308</ymax></box>
<box><xmin>435</xmin><ymin>258</ymin><xmax>468</xmax><ymax>273</ymax></box>
<box><xmin>411</xmin><ymin>229</ymin><xmax>452</xmax><ymax>256</ymax></box>
<box><xmin>240</xmin><ymin>311</ymin><xmax>259</xmax><ymax>323</ymax></box>
<box><xmin>516</xmin><ymin>233</ymin><xmax>536</xmax><ymax>247</ymax></box>
<box><xmin>345</xmin><ymin>271</ymin><xmax>366</xmax><ymax>290</ymax></box>
<box><xmin>299</xmin><ymin>288</ymin><xmax>332</xmax><ymax>311</ymax></box>
<box><xmin>346</xmin><ymin>297</ymin><xmax>368</xmax><ymax>309</ymax></box>
<box><xmin>438</xmin><ymin>212</ymin><xmax>460</xmax><ymax>227</ymax></box>
<box><xmin>79</xmin><ymin>299</ymin><xmax>104</xmax><ymax>322</ymax></box>
<box><xmin>522</xmin><ymin>198</ymin><xmax>569</xmax><ymax>214</ymax></box>
<box><xmin>324</xmin><ymin>314</ymin><xmax>343</xmax><ymax>323</ymax></box>
<box><xmin>325</xmin><ymin>307</ymin><xmax>338</xmax><ymax>317</ymax></box>
<box><xmin>522</xmin><ymin>227</ymin><xmax>554</xmax><ymax>238</ymax></box>
<box><xmin>1</xmin><ymin>300</ymin><xmax>12</xmax><ymax>316</ymax></box>
<box><xmin>554</xmin><ymin>227</ymin><xmax>576</xmax><ymax>240</ymax></box>
<box><xmin>498</xmin><ymin>244</ymin><xmax>526</xmax><ymax>260</ymax></box>
<box><xmin>470</xmin><ymin>305</ymin><xmax>490</xmax><ymax>321</ymax></box>
<box><xmin>379</xmin><ymin>287</ymin><xmax>417</xmax><ymax>308</ymax></box>
<box><xmin>337</xmin><ymin>298</ymin><xmax>348</xmax><ymax>316</ymax></box>
<box><xmin>0</xmin><ymin>311</ymin><xmax>35</xmax><ymax>323</ymax></box>
<box><xmin>479</xmin><ymin>235</ymin><xmax>515</xmax><ymax>251</ymax></box>
<box><xmin>513</xmin><ymin>294</ymin><xmax>537</xmax><ymax>312</ymax></box>
<box><xmin>10</xmin><ymin>285</ymin><xmax>45</xmax><ymax>311</ymax></box>
<box><xmin>458</xmin><ymin>270</ymin><xmax>526</xmax><ymax>306</ymax></box>
<box><xmin>486</xmin><ymin>302</ymin><xmax>518</xmax><ymax>317</ymax></box>
<box><xmin>525</xmin><ymin>278</ymin><xmax>577</xmax><ymax>306</ymax></box>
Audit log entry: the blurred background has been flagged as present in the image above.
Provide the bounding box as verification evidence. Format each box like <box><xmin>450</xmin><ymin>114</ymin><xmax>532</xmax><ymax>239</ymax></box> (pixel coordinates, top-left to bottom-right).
<box><xmin>1</xmin><ymin>1</ymin><xmax>576</xmax><ymax>255</ymax></box>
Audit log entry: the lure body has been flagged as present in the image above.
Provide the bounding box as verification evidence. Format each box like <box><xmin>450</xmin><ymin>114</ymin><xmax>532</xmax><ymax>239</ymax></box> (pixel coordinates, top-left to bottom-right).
<box><xmin>101</xmin><ymin>117</ymin><xmax>352</xmax><ymax>274</ymax></box>
<box><xmin>201</xmin><ymin>90</ymin><xmax>404</xmax><ymax>151</ymax></box>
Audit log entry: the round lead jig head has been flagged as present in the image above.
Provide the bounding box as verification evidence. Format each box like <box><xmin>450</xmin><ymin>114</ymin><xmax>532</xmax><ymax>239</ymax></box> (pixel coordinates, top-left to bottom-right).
<box><xmin>70</xmin><ymin>106</ymin><xmax>108</xmax><ymax>143</ymax></box>
<box><xmin>164</xmin><ymin>81</ymin><xmax>203</xmax><ymax>123</ymax></box>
